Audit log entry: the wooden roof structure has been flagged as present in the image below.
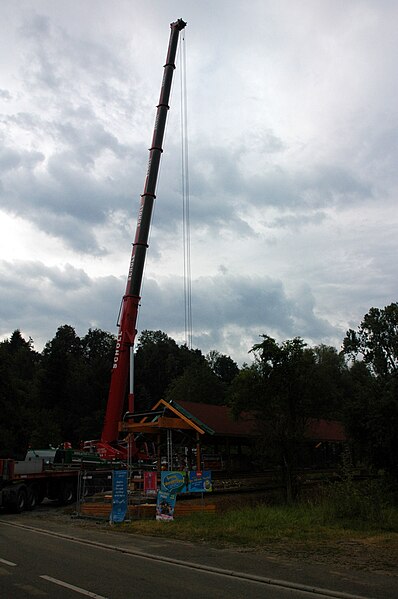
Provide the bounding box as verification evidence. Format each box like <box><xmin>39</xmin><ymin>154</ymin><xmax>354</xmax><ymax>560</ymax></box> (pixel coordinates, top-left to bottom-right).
<box><xmin>118</xmin><ymin>398</ymin><xmax>212</xmax><ymax>436</ymax></box>
<box><xmin>119</xmin><ymin>399</ymin><xmax>346</xmax><ymax>443</ymax></box>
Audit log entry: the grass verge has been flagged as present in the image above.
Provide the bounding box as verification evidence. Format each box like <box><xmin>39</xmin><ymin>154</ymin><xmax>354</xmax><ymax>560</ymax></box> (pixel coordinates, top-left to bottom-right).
<box><xmin>124</xmin><ymin>503</ymin><xmax>396</xmax><ymax>543</ymax></box>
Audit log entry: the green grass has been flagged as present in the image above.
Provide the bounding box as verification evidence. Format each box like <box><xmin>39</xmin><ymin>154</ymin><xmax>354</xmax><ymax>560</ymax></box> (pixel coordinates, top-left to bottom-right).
<box><xmin>119</xmin><ymin>501</ymin><xmax>398</xmax><ymax>548</ymax></box>
<box><xmin>114</xmin><ymin>477</ymin><xmax>398</xmax><ymax>555</ymax></box>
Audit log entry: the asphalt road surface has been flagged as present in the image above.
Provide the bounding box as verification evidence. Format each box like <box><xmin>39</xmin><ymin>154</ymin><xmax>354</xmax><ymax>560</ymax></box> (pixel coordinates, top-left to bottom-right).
<box><xmin>0</xmin><ymin>521</ymin><xmax>356</xmax><ymax>599</ymax></box>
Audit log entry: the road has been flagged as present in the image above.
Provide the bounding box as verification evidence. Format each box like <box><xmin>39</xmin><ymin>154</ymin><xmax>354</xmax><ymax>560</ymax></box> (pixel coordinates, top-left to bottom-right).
<box><xmin>0</xmin><ymin>520</ymin><xmax>358</xmax><ymax>599</ymax></box>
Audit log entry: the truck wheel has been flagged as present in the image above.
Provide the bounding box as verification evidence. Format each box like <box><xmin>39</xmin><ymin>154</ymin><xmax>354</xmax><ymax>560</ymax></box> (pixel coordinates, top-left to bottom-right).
<box><xmin>58</xmin><ymin>481</ymin><xmax>75</xmax><ymax>505</ymax></box>
<box><xmin>11</xmin><ymin>485</ymin><xmax>27</xmax><ymax>513</ymax></box>
<box><xmin>27</xmin><ymin>484</ymin><xmax>39</xmax><ymax>510</ymax></box>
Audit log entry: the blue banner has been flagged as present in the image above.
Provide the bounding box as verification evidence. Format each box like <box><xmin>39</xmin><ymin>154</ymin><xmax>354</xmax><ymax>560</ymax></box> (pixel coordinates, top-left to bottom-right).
<box><xmin>110</xmin><ymin>469</ymin><xmax>128</xmax><ymax>523</ymax></box>
<box><xmin>188</xmin><ymin>471</ymin><xmax>212</xmax><ymax>493</ymax></box>
<box><xmin>160</xmin><ymin>471</ymin><xmax>212</xmax><ymax>494</ymax></box>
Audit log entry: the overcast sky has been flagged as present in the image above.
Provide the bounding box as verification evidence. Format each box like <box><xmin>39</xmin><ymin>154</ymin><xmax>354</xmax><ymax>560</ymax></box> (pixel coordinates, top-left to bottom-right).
<box><xmin>1</xmin><ymin>0</ymin><xmax>397</xmax><ymax>364</ymax></box>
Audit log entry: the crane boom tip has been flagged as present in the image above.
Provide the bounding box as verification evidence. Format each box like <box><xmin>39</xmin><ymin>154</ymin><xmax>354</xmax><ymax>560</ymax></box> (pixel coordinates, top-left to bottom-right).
<box><xmin>171</xmin><ymin>18</ymin><xmax>187</xmax><ymax>30</ymax></box>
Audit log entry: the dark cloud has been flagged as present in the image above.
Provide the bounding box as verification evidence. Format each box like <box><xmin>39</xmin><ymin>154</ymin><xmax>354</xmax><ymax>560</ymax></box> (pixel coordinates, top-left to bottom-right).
<box><xmin>0</xmin><ymin>259</ymin><xmax>122</xmax><ymax>349</ymax></box>
<box><xmin>0</xmin><ymin>258</ymin><xmax>340</xmax><ymax>362</ymax></box>
<box><xmin>139</xmin><ymin>272</ymin><xmax>340</xmax><ymax>361</ymax></box>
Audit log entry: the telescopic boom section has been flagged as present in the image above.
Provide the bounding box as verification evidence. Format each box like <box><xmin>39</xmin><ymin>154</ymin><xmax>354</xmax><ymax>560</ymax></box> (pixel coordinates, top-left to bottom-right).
<box><xmin>101</xmin><ymin>19</ymin><xmax>187</xmax><ymax>445</ymax></box>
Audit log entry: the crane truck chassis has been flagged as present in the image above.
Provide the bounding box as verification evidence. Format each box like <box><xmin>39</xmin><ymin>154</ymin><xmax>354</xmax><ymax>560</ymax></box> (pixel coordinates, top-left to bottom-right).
<box><xmin>0</xmin><ymin>456</ymin><xmax>79</xmax><ymax>513</ymax></box>
<box><xmin>0</xmin><ymin>448</ymin><xmax>118</xmax><ymax>513</ymax></box>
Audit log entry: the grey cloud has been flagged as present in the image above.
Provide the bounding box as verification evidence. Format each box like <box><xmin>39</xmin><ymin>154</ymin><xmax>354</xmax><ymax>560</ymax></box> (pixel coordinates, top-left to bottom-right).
<box><xmin>139</xmin><ymin>273</ymin><xmax>340</xmax><ymax>361</ymax></box>
<box><xmin>9</xmin><ymin>260</ymin><xmax>90</xmax><ymax>291</ymax></box>
<box><xmin>1</xmin><ymin>1</ymin><xmax>396</xmax><ymax>364</ymax></box>
<box><xmin>0</xmin><ymin>124</ymin><xmax>142</xmax><ymax>252</ymax></box>
<box><xmin>0</xmin><ymin>146</ymin><xmax>45</xmax><ymax>174</ymax></box>
<box><xmin>0</xmin><ymin>11</ymin><xmax>146</xmax><ymax>254</ymax></box>
<box><xmin>0</xmin><ymin>89</ymin><xmax>12</xmax><ymax>100</ymax></box>
<box><xmin>300</xmin><ymin>165</ymin><xmax>373</xmax><ymax>206</ymax></box>
<box><xmin>0</xmin><ymin>259</ymin><xmax>122</xmax><ymax>348</ymax></box>
<box><xmin>0</xmin><ymin>258</ymin><xmax>340</xmax><ymax>362</ymax></box>
<box><xmin>271</xmin><ymin>210</ymin><xmax>327</xmax><ymax>229</ymax></box>
<box><xmin>54</xmin><ymin>120</ymin><xmax>129</xmax><ymax>168</ymax></box>
<box><xmin>19</xmin><ymin>12</ymin><xmax>125</xmax><ymax>94</ymax></box>
<box><xmin>19</xmin><ymin>15</ymin><xmax>61</xmax><ymax>90</ymax></box>
<box><xmin>248</xmin><ymin>163</ymin><xmax>373</xmax><ymax>211</ymax></box>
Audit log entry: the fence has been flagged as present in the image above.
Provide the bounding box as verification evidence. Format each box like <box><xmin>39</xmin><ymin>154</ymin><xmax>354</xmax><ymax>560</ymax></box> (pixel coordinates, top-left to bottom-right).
<box><xmin>75</xmin><ymin>468</ymin><xmax>157</xmax><ymax>520</ymax></box>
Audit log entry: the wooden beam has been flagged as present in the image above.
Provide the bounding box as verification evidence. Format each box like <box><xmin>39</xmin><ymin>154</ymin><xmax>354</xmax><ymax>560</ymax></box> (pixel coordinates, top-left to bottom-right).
<box><xmin>156</xmin><ymin>416</ymin><xmax>192</xmax><ymax>430</ymax></box>
<box><xmin>119</xmin><ymin>423</ymin><xmax>159</xmax><ymax>434</ymax></box>
<box><xmin>140</xmin><ymin>399</ymin><xmax>205</xmax><ymax>434</ymax></box>
<box><xmin>159</xmin><ymin>403</ymin><xmax>205</xmax><ymax>434</ymax></box>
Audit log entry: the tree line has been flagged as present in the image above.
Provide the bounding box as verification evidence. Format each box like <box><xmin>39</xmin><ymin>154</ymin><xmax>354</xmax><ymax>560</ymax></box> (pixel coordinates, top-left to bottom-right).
<box><xmin>0</xmin><ymin>304</ymin><xmax>397</xmax><ymax>484</ymax></box>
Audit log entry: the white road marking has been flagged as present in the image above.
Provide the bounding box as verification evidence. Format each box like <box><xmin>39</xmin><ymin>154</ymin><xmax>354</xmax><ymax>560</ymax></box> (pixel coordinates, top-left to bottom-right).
<box><xmin>40</xmin><ymin>575</ymin><xmax>108</xmax><ymax>598</ymax></box>
<box><xmin>0</xmin><ymin>558</ymin><xmax>17</xmax><ymax>566</ymax></box>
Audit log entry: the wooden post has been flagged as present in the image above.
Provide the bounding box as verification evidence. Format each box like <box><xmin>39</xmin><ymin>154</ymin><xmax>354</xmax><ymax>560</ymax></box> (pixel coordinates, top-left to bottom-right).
<box><xmin>157</xmin><ymin>434</ymin><xmax>161</xmax><ymax>479</ymax></box>
<box><xmin>196</xmin><ymin>432</ymin><xmax>201</xmax><ymax>471</ymax></box>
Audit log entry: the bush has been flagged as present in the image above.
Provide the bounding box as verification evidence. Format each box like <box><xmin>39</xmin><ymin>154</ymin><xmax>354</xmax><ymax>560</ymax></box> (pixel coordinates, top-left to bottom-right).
<box><xmin>326</xmin><ymin>478</ymin><xmax>388</xmax><ymax>521</ymax></box>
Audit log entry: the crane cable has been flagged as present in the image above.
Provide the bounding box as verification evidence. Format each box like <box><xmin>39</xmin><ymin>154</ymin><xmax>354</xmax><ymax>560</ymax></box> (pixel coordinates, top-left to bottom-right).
<box><xmin>180</xmin><ymin>31</ymin><xmax>193</xmax><ymax>349</ymax></box>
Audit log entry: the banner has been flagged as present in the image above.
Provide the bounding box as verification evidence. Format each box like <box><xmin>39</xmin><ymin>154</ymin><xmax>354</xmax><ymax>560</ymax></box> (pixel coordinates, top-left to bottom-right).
<box><xmin>110</xmin><ymin>469</ymin><xmax>128</xmax><ymax>524</ymax></box>
<box><xmin>156</xmin><ymin>490</ymin><xmax>176</xmax><ymax>521</ymax></box>
<box><xmin>161</xmin><ymin>471</ymin><xmax>187</xmax><ymax>494</ymax></box>
<box><xmin>160</xmin><ymin>470</ymin><xmax>212</xmax><ymax>493</ymax></box>
<box><xmin>188</xmin><ymin>470</ymin><xmax>212</xmax><ymax>493</ymax></box>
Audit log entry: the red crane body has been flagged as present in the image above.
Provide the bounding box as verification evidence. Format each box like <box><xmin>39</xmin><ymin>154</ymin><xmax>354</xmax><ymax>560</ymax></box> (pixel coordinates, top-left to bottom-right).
<box><xmin>98</xmin><ymin>19</ymin><xmax>186</xmax><ymax>459</ymax></box>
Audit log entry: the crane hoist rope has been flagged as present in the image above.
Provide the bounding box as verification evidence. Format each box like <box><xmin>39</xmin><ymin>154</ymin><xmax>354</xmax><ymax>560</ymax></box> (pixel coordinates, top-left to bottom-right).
<box><xmin>180</xmin><ymin>30</ymin><xmax>193</xmax><ymax>350</ymax></box>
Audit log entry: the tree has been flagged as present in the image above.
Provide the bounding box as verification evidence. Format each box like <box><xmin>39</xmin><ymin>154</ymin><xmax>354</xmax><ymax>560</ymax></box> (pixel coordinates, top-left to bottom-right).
<box><xmin>311</xmin><ymin>344</ymin><xmax>347</xmax><ymax>419</ymax></box>
<box><xmin>206</xmin><ymin>350</ymin><xmax>239</xmax><ymax>384</ymax></box>
<box><xmin>37</xmin><ymin>325</ymin><xmax>84</xmax><ymax>444</ymax></box>
<box><xmin>342</xmin><ymin>304</ymin><xmax>398</xmax><ymax>475</ymax></box>
<box><xmin>0</xmin><ymin>331</ymin><xmax>42</xmax><ymax>457</ymax></box>
<box><xmin>36</xmin><ymin>325</ymin><xmax>117</xmax><ymax>444</ymax></box>
<box><xmin>134</xmin><ymin>330</ymin><xmax>206</xmax><ymax>410</ymax></box>
<box><xmin>343</xmin><ymin>303</ymin><xmax>398</xmax><ymax>378</ymax></box>
<box><xmin>78</xmin><ymin>328</ymin><xmax>115</xmax><ymax>440</ymax></box>
<box><xmin>229</xmin><ymin>336</ymin><xmax>344</xmax><ymax>502</ymax></box>
<box><xmin>166</xmin><ymin>362</ymin><xmax>226</xmax><ymax>405</ymax></box>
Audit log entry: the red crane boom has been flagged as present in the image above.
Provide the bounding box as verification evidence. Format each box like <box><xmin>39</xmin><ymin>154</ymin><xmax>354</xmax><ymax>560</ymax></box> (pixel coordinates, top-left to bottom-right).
<box><xmin>99</xmin><ymin>19</ymin><xmax>186</xmax><ymax>457</ymax></box>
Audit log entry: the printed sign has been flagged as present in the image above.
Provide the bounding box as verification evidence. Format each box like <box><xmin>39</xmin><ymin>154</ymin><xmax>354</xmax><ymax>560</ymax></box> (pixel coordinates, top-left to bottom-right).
<box><xmin>161</xmin><ymin>471</ymin><xmax>187</xmax><ymax>493</ymax></box>
<box><xmin>156</xmin><ymin>490</ymin><xmax>176</xmax><ymax>521</ymax></box>
<box><xmin>188</xmin><ymin>470</ymin><xmax>212</xmax><ymax>493</ymax></box>
<box><xmin>144</xmin><ymin>471</ymin><xmax>158</xmax><ymax>495</ymax></box>
<box><xmin>110</xmin><ymin>469</ymin><xmax>128</xmax><ymax>524</ymax></box>
<box><xmin>160</xmin><ymin>470</ymin><xmax>212</xmax><ymax>493</ymax></box>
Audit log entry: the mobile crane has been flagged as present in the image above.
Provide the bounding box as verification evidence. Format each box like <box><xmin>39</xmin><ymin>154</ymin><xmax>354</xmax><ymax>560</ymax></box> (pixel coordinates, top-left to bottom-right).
<box><xmin>87</xmin><ymin>18</ymin><xmax>187</xmax><ymax>461</ymax></box>
<box><xmin>0</xmin><ymin>21</ymin><xmax>187</xmax><ymax>511</ymax></box>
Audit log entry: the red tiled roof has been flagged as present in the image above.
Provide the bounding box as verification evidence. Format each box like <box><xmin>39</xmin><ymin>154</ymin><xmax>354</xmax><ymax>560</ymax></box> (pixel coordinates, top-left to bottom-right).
<box><xmin>176</xmin><ymin>401</ymin><xmax>257</xmax><ymax>437</ymax></box>
<box><xmin>306</xmin><ymin>419</ymin><xmax>346</xmax><ymax>442</ymax></box>
<box><xmin>174</xmin><ymin>401</ymin><xmax>346</xmax><ymax>442</ymax></box>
